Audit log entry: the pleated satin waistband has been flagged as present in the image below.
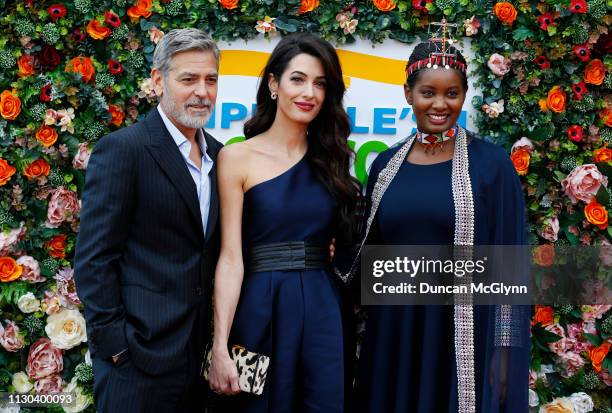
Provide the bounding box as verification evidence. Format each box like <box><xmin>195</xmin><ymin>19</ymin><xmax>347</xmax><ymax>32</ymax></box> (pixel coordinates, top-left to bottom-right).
<box><xmin>246</xmin><ymin>241</ymin><xmax>331</xmax><ymax>273</ymax></box>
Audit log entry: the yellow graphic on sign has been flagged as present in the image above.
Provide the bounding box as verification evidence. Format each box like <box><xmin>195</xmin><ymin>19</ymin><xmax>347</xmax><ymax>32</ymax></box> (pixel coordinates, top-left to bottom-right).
<box><xmin>220</xmin><ymin>49</ymin><xmax>406</xmax><ymax>86</ymax></box>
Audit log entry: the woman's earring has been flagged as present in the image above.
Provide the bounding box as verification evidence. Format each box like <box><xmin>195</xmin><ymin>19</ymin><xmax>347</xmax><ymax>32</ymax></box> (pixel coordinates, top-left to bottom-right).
<box><xmin>271</xmin><ymin>91</ymin><xmax>277</xmax><ymax>100</ymax></box>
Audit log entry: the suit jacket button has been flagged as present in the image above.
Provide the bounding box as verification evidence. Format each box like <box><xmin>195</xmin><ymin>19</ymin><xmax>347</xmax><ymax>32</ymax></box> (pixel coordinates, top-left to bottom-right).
<box><xmin>195</xmin><ymin>287</ymin><xmax>202</xmax><ymax>296</ymax></box>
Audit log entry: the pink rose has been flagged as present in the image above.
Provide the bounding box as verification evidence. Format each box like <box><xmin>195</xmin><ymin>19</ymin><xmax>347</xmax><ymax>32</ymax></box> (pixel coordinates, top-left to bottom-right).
<box><xmin>561</xmin><ymin>164</ymin><xmax>608</xmax><ymax>204</ymax></box>
<box><xmin>17</xmin><ymin>256</ymin><xmax>45</xmax><ymax>283</ymax></box>
<box><xmin>538</xmin><ymin>216</ymin><xmax>559</xmax><ymax>242</ymax></box>
<box><xmin>511</xmin><ymin>137</ymin><xmax>534</xmax><ymax>153</ymax></box>
<box><xmin>545</xmin><ymin>323</ymin><xmax>568</xmax><ymax>355</ymax></box>
<box><xmin>0</xmin><ymin>223</ymin><xmax>26</xmax><ymax>255</ymax></box>
<box><xmin>45</xmin><ymin>187</ymin><xmax>80</xmax><ymax>228</ymax></box>
<box><xmin>581</xmin><ymin>304</ymin><xmax>612</xmax><ymax>323</ymax></box>
<box><xmin>26</xmin><ymin>338</ymin><xmax>63</xmax><ymax>379</ymax></box>
<box><xmin>42</xmin><ymin>291</ymin><xmax>62</xmax><ymax>314</ymax></box>
<box><xmin>487</xmin><ymin>53</ymin><xmax>511</xmax><ymax>77</ymax></box>
<box><xmin>34</xmin><ymin>374</ymin><xmax>63</xmax><ymax>394</ymax></box>
<box><xmin>55</xmin><ymin>267</ymin><xmax>81</xmax><ymax>306</ymax></box>
<box><xmin>149</xmin><ymin>27</ymin><xmax>164</xmax><ymax>44</ymax></box>
<box><xmin>599</xmin><ymin>368</ymin><xmax>612</xmax><ymax>386</ymax></box>
<box><xmin>529</xmin><ymin>370</ymin><xmax>538</xmax><ymax>389</ymax></box>
<box><xmin>0</xmin><ymin>320</ymin><xmax>25</xmax><ymax>352</ymax></box>
<box><xmin>580</xmin><ymin>281</ymin><xmax>612</xmax><ymax>306</ymax></box>
<box><xmin>72</xmin><ymin>142</ymin><xmax>91</xmax><ymax>170</ymax></box>
<box><xmin>599</xmin><ymin>239</ymin><xmax>612</xmax><ymax>266</ymax></box>
<box><xmin>558</xmin><ymin>351</ymin><xmax>585</xmax><ymax>377</ymax></box>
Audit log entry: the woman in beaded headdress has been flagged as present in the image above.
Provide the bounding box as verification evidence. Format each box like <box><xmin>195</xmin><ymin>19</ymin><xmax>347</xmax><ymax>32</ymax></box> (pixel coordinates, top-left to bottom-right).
<box><xmin>350</xmin><ymin>39</ymin><xmax>530</xmax><ymax>412</ymax></box>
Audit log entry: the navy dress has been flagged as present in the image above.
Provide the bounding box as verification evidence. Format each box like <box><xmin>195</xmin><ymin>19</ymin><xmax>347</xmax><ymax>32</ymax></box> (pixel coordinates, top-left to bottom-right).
<box><xmin>356</xmin><ymin>137</ymin><xmax>530</xmax><ymax>413</ymax></box>
<box><xmin>221</xmin><ymin>155</ymin><xmax>347</xmax><ymax>413</ymax></box>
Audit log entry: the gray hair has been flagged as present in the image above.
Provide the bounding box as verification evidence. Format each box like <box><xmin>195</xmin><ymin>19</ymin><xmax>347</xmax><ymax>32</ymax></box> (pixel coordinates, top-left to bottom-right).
<box><xmin>152</xmin><ymin>28</ymin><xmax>220</xmax><ymax>75</ymax></box>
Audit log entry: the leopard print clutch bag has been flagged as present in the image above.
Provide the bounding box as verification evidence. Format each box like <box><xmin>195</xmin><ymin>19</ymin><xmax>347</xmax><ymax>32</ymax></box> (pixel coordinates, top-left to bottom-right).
<box><xmin>202</xmin><ymin>344</ymin><xmax>270</xmax><ymax>396</ymax></box>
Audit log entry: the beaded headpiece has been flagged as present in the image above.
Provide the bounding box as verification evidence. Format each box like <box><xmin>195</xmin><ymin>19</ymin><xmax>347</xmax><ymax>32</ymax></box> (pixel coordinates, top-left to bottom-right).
<box><xmin>405</xmin><ymin>19</ymin><xmax>466</xmax><ymax>77</ymax></box>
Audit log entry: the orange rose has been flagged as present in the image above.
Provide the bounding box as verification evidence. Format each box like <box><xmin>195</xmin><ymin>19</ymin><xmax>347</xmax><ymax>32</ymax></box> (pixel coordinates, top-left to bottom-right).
<box><xmin>599</xmin><ymin>107</ymin><xmax>612</xmax><ymax>128</ymax></box>
<box><xmin>218</xmin><ymin>0</ymin><xmax>238</xmax><ymax>9</ymax></box>
<box><xmin>0</xmin><ymin>257</ymin><xmax>22</xmax><ymax>282</ymax></box>
<box><xmin>127</xmin><ymin>0</ymin><xmax>152</xmax><ymax>20</ymax></box>
<box><xmin>17</xmin><ymin>54</ymin><xmax>34</xmax><ymax>77</ymax></box>
<box><xmin>584</xmin><ymin>59</ymin><xmax>606</xmax><ymax>85</ymax></box>
<box><xmin>510</xmin><ymin>148</ymin><xmax>530</xmax><ymax>176</ymax></box>
<box><xmin>86</xmin><ymin>19</ymin><xmax>111</xmax><ymax>40</ymax></box>
<box><xmin>589</xmin><ymin>341</ymin><xmax>611</xmax><ymax>372</ymax></box>
<box><xmin>108</xmin><ymin>104</ymin><xmax>125</xmax><ymax>127</ymax></box>
<box><xmin>493</xmin><ymin>2</ymin><xmax>518</xmax><ymax>25</ymax></box>
<box><xmin>36</xmin><ymin>125</ymin><xmax>58</xmax><ymax>147</ymax></box>
<box><xmin>0</xmin><ymin>90</ymin><xmax>21</xmax><ymax>120</ymax></box>
<box><xmin>585</xmin><ymin>199</ymin><xmax>608</xmax><ymax>230</ymax></box>
<box><xmin>538</xmin><ymin>98</ymin><xmax>549</xmax><ymax>112</ymax></box>
<box><xmin>373</xmin><ymin>0</ymin><xmax>397</xmax><ymax>11</ymax></box>
<box><xmin>533</xmin><ymin>244</ymin><xmax>555</xmax><ymax>267</ymax></box>
<box><xmin>299</xmin><ymin>0</ymin><xmax>320</xmax><ymax>14</ymax></box>
<box><xmin>593</xmin><ymin>147</ymin><xmax>612</xmax><ymax>163</ymax></box>
<box><xmin>546</xmin><ymin>86</ymin><xmax>566</xmax><ymax>113</ymax></box>
<box><xmin>24</xmin><ymin>159</ymin><xmax>51</xmax><ymax>180</ymax></box>
<box><xmin>0</xmin><ymin>158</ymin><xmax>16</xmax><ymax>186</ymax></box>
<box><xmin>47</xmin><ymin>235</ymin><xmax>67</xmax><ymax>259</ymax></box>
<box><xmin>65</xmin><ymin>56</ymin><xmax>95</xmax><ymax>83</ymax></box>
<box><xmin>532</xmin><ymin>305</ymin><xmax>555</xmax><ymax>327</ymax></box>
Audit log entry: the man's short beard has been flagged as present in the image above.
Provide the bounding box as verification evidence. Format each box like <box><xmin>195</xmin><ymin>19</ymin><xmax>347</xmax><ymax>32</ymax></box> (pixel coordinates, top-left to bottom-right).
<box><xmin>160</xmin><ymin>85</ymin><xmax>213</xmax><ymax>130</ymax></box>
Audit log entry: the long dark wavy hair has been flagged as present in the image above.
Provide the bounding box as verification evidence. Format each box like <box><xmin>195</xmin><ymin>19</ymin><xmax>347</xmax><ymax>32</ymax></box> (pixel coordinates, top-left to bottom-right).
<box><xmin>244</xmin><ymin>33</ymin><xmax>360</xmax><ymax>238</ymax></box>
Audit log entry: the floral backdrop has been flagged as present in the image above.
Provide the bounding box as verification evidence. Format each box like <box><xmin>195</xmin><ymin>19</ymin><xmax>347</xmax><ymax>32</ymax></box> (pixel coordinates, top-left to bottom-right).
<box><xmin>0</xmin><ymin>0</ymin><xmax>609</xmax><ymax>412</ymax></box>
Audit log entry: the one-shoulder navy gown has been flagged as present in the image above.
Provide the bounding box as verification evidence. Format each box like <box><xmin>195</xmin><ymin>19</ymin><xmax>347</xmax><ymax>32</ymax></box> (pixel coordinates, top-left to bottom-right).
<box><xmin>221</xmin><ymin>155</ymin><xmax>347</xmax><ymax>413</ymax></box>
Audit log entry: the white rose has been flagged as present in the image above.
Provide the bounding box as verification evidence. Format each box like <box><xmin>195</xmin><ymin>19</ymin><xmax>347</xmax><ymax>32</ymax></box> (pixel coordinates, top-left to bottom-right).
<box><xmin>0</xmin><ymin>406</ymin><xmax>20</xmax><ymax>413</ymax></box>
<box><xmin>529</xmin><ymin>389</ymin><xmax>540</xmax><ymax>407</ymax></box>
<box><xmin>12</xmin><ymin>371</ymin><xmax>33</xmax><ymax>394</ymax></box>
<box><xmin>17</xmin><ymin>293</ymin><xmax>40</xmax><ymax>314</ymax></box>
<box><xmin>568</xmin><ymin>392</ymin><xmax>593</xmax><ymax>413</ymax></box>
<box><xmin>62</xmin><ymin>377</ymin><xmax>92</xmax><ymax>413</ymax></box>
<box><xmin>45</xmin><ymin>309</ymin><xmax>87</xmax><ymax>350</ymax></box>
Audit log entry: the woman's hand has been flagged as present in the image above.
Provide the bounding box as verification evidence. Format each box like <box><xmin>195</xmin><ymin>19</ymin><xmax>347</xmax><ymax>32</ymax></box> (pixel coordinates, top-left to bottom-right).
<box><xmin>208</xmin><ymin>346</ymin><xmax>241</xmax><ymax>396</ymax></box>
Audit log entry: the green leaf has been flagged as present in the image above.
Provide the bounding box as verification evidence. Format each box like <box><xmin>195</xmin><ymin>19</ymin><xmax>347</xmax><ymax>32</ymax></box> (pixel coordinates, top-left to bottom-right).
<box><xmin>546</xmin><ymin>25</ymin><xmax>557</xmax><ymax>36</ymax></box>
<box><xmin>595</xmin><ymin>185</ymin><xmax>610</xmax><ymax>206</ymax></box>
<box><xmin>583</xmin><ymin>332</ymin><xmax>603</xmax><ymax>346</ymax></box>
<box><xmin>608</xmin><ymin>226</ymin><xmax>612</xmax><ymax>237</ymax></box>
<box><xmin>595</xmin><ymin>162</ymin><xmax>612</xmax><ymax>180</ymax></box>
<box><xmin>512</xmin><ymin>27</ymin><xmax>534</xmax><ymax>41</ymax></box>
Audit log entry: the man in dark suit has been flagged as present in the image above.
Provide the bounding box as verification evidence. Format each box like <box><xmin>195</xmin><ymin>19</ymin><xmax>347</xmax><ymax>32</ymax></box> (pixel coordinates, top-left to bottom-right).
<box><xmin>74</xmin><ymin>28</ymin><xmax>222</xmax><ymax>412</ymax></box>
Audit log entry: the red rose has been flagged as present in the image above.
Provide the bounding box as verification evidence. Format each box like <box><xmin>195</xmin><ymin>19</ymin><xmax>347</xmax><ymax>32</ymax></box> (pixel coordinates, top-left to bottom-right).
<box><xmin>40</xmin><ymin>84</ymin><xmax>52</xmax><ymax>103</ymax></box>
<box><xmin>570</xmin><ymin>0</ymin><xmax>587</xmax><ymax>13</ymax></box>
<box><xmin>104</xmin><ymin>11</ymin><xmax>121</xmax><ymax>28</ymax></box>
<box><xmin>537</xmin><ymin>13</ymin><xmax>554</xmax><ymax>31</ymax></box>
<box><xmin>573</xmin><ymin>44</ymin><xmax>591</xmax><ymax>62</ymax></box>
<box><xmin>567</xmin><ymin>125</ymin><xmax>583</xmax><ymax>142</ymax></box>
<box><xmin>47</xmin><ymin>4</ymin><xmax>67</xmax><ymax>21</ymax></box>
<box><xmin>37</xmin><ymin>45</ymin><xmax>61</xmax><ymax>70</ymax></box>
<box><xmin>47</xmin><ymin>235</ymin><xmax>66</xmax><ymax>259</ymax></box>
<box><xmin>534</xmin><ymin>55</ymin><xmax>550</xmax><ymax>69</ymax></box>
<box><xmin>108</xmin><ymin>59</ymin><xmax>123</xmax><ymax>75</ymax></box>
<box><xmin>71</xmin><ymin>28</ymin><xmax>86</xmax><ymax>44</ymax></box>
<box><xmin>572</xmin><ymin>82</ymin><xmax>588</xmax><ymax>100</ymax></box>
<box><xmin>412</xmin><ymin>0</ymin><xmax>433</xmax><ymax>12</ymax></box>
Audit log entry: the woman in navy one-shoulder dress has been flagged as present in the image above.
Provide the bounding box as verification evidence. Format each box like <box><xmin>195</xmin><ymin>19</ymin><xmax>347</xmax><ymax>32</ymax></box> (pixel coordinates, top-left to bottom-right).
<box><xmin>207</xmin><ymin>34</ymin><xmax>360</xmax><ymax>413</ymax></box>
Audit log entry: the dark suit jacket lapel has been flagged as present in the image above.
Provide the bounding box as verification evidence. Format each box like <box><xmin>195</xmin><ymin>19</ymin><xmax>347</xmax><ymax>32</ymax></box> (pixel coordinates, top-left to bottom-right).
<box><xmin>203</xmin><ymin>130</ymin><xmax>219</xmax><ymax>242</ymax></box>
<box><xmin>144</xmin><ymin>109</ymin><xmax>204</xmax><ymax>239</ymax></box>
